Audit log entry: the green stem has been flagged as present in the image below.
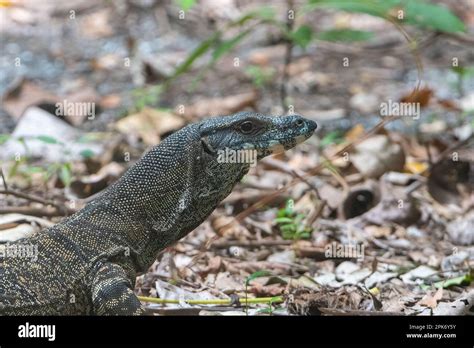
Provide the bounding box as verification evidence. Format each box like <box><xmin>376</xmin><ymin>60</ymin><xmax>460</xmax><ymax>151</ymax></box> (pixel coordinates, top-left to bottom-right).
<box><xmin>137</xmin><ymin>295</ymin><xmax>283</xmax><ymax>306</ymax></box>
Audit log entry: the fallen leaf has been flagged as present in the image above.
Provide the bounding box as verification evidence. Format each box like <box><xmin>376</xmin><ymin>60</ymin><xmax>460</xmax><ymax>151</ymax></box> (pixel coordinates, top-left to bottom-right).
<box><xmin>344</xmin><ymin>124</ymin><xmax>365</xmax><ymax>142</ymax></box>
<box><xmin>400</xmin><ymin>87</ymin><xmax>433</xmax><ymax>107</ymax></box>
<box><xmin>418</xmin><ymin>288</ymin><xmax>443</xmax><ymax>309</ymax></box>
<box><xmin>404</xmin><ymin>160</ymin><xmax>429</xmax><ymax>175</ymax></box>
<box><xmin>2</xmin><ymin>80</ymin><xmax>58</xmax><ymax>119</ymax></box>
<box><xmin>115</xmin><ymin>108</ymin><xmax>185</xmax><ymax>146</ymax></box>
<box><xmin>181</xmin><ymin>91</ymin><xmax>258</xmax><ymax>119</ymax></box>
<box><xmin>100</xmin><ymin>94</ymin><xmax>122</xmax><ymax>109</ymax></box>
<box><xmin>80</xmin><ymin>9</ymin><xmax>113</xmax><ymax>39</ymax></box>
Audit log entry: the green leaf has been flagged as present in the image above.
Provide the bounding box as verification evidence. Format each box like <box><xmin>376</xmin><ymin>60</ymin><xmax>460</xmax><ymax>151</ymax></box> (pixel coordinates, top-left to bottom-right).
<box><xmin>432</xmin><ymin>274</ymin><xmax>472</xmax><ymax>289</ymax></box>
<box><xmin>59</xmin><ymin>164</ymin><xmax>72</xmax><ymax>187</ymax></box>
<box><xmin>0</xmin><ymin>134</ymin><xmax>10</xmax><ymax>145</ymax></box>
<box><xmin>235</xmin><ymin>5</ymin><xmax>276</xmax><ymax>26</ymax></box>
<box><xmin>320</xmin><ymin>130</ymin><xmax>344</xmax><ymax>147</ymax></box>
<box><xmin>308</xmin><ymin>0</ymin><xmax>465</xmax><ymax>33</ymax></box>
<box><xmin>36</xmin><ymin>135</ymin><xmax>59</xmax><ymax>144</ymax></box>
<box><xmin>176</xmin><ymin>0</ymin><xmax>195</xmax><ymax>11</ymax></box>
<box><xmin>79</xmin><ymin>149</ymin><xmax>95</xmax><ymax>159</ymax></box>
<box><xmin>316</xmin><ymin>29</ymin><xmax>374</xmax><ymax>42</ymax></box>
<box><xmin>171</xmin><ymin>35</ymin><xmax>218</xmax><ymax>79</ymax></box>
<box><xmin>212</xmin><ymin>30</ymin><xmax>250</xmax><ymax>62</ymax></box>
<box><xmin>402</xmin><ymin>1</ymin><xmax>465</xmax><ymax>33</ymax></box>
<box><xmin>254</xmin><ymin>6</ymin><xmax>276</xmax><ymax>21</ymax></box>
<box><xmin>308</xmin><ymin>0</ymin><xmax>397</xmax><ymax>17</ymax></box>
<box><xmin>274</xmin><ymin>217</ymin><xmax>294</xmax><ymax>224</ymax></box>
<box><xmin>289</xmin><ymin>25</ymin><xmax>313</xmax><ymax>48</ymax></box>
<box><xmin>245</xmin><ymin>270</ymin><xmax>272</xmax><ymax>286</ymax></box>
<box><xmin>22</xmin><ymin>166</ymin><xmax>45</xmax><ymax>174</ymax></box>
<box><xmin>245</xmin><ymin>65</ymin><xmax>274</xmax><ymax>88</ymax></box>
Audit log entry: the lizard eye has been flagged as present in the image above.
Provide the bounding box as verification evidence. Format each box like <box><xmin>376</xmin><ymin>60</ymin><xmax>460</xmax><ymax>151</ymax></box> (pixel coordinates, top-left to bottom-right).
<box><xmin>239</xmin><ymin>121</ymin><xmax>255</xmax><ymax>134</ymax></box>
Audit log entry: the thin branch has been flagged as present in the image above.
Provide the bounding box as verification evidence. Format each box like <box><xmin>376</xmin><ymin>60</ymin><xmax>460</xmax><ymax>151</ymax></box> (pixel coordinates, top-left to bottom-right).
<box><xmin>280</xmin><ymin>0</ymin><xmax>295</xmax><ymax>111</ymax></box>
<box><xmin>211</xmin><ymin>239</ymin><xmax>293</xmax><ymax>249</ymax></box>
<box><xmin>0</xmin><ymin>206</ymin><xmax>69</xmax><ymax>217</ymax></box>
<box><xmin>0</xmin><ymin>189</ymin><xmax>59</xmax><ymax>209</ymax></box>
<box><xmin>0</xmin><ymin>168</ymin><xmax>8</xmax><ymax>191</ymax></box>
<box><xmin>0</xmin><ymin>188</ymin><xmax>77</xmax><ymax>216</ymax></box>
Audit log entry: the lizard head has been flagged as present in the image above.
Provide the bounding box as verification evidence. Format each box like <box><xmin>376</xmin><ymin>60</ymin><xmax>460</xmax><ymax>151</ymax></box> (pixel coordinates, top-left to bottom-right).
<box><xmin>198</xmin><ymin>112</ymin><xmax>317</xmax><ymax>164</ymax></box>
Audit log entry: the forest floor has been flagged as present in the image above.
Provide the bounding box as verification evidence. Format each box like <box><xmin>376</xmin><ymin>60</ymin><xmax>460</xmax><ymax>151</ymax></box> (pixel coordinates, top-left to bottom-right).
<box><xmin>1</xmin><ymin>0</ymin><xmax>474</xmax><ymax>315</ymax></box>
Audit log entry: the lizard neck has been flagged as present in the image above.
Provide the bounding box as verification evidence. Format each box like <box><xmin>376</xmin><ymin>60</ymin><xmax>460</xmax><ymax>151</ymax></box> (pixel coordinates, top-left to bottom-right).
<box><xmin>86</xmin><ymin>128</ymin><xmax>250</xmax><ymax>273</ymax></box>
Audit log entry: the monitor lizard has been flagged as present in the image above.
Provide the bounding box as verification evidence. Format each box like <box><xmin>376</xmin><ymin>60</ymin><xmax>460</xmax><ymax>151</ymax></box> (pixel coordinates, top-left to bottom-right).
<box><xmin>0</xmin><ymin>111</ymin><xmax>317</xmax><ymax>315</ymax></box>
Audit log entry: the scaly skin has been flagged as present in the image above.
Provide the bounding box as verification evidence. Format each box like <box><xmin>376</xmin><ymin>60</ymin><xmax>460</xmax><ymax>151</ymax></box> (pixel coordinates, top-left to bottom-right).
<box><xmin>0</xmin><ymin>112</ymin><xmax>317</xmax><ymax>315</ymax></box>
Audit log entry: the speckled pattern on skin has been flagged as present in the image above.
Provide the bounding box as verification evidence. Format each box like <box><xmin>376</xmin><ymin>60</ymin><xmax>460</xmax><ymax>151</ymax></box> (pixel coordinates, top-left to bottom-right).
<box><xmin>0</xmin><ymin>112</ymin><xmax>317</xmax><ymax>315</ymax></box>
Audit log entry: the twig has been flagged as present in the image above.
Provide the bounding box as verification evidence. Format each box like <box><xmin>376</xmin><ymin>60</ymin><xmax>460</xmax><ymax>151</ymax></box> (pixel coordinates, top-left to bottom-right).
<box><xmin>442</xmin><ymin>32</ymin><xmax>474</xmax><ymax>45</ymax></box>
<box><xmin>211</xmin><ymin>239</ymin><xmax>293</xmax><ymax>249</ymax></box>
<box><xmin>0</xmin><ymin>168</ymin><xmax>8</xmax><ymax>191</ymax></box>
<box><xmin>280</xmin><ymin>0</ymin><xmax>294</xmax><ymax>111</ymax></box>
<box><xmin>0</xmin><ymin>207</ymin><xmax>71</xmax><ymax>217</ymax></box>
<box><xmin>138</xmin><ymin>295</ymin><xmax>283</xmax><ymax>306</ymax></box>
<box><xmin>0</xmin><ymin>188</ymin><xmax>76</xmax><ymax>216</ymax></box>
<box><xmin>0</xmin><ymin>189</ymin><xmax>58</xmax><ymax>209</ymax></box>
<box><xmin>262</xmin><ymin>157</ymin><xmax>323</xmax><ymax>201</ymax></box>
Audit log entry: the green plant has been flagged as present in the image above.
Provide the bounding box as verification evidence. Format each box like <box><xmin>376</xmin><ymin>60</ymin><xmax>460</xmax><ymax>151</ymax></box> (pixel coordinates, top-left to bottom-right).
<box><xmin>165</xmin><ymin>0</ymin><xmax>465</xmax><ymax>84</ymax></box>
<box><xmin>307</xmin><ymin>0</ymin><xmax>465</xmax><ymax>33</ymax></box>
<box><xmin>133</xmin><ymin>0</ymin><xmax>467</xmax><ymax>117</ymax></box>
<box><xmin>320</xmin><ymin>130</ymin><xmax>345</xmax><ymax>148</ymax></box>
<box><xmin>131</xmin><ymin>85</ymin><xmax>163</xmax><ymax>112</ymax></box>
<box><xmin>175</xmin><ymin>0</ymin><xmax>196</xmax><ymax>11</ymax></box>
<box><xmin>451</xmin><ymin>66</ymin><xmax>474</xmax><ymax>97</ymax></box>
<box><xmin>0</xmin><ymin>134</ymin><xmax>10</xmax><ymax>145</ymax></box>
<box><xmin>245</xmin><ymin>65</ymin><xmax>275</xmax><ymax>88</ymax></box>
<box><xmin>274</xmin><ymin>199</ymin><xmax>312</xmax><ymax>240</ymax></box>
<box><xmin>244</xmin><ymin>270</ymin><xmax>272</xmax><ymax>315</ymax></box>
<box><xmin>3</xmin><ymin>135</ymin><xmax>90</xmax><ymax>188</ymax></box>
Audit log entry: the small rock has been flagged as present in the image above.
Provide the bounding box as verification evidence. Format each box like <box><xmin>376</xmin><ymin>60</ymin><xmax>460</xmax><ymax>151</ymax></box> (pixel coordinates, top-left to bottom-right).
<box><xmin>419</xmin><ymin>120</ymin><xmax>447</xmax><ymax>134</ymax></box>
<box><xmin>350</xmin><ymin>93</ymin><xmax>379</xmax><ymax>113</ymax></box>
<box><xmin>460</xmin><ymin>92</ymin><xmax>474</xmax><ymax>112</ymax></box>
<box><xmin>400</xmin><ymin>265</ymin><xmax>437</xmax><ymax>284</ymax></box>
<box><xmin>365</xmin><ymin>271</ymin><xmax>398</xmax><ymax>288</ymax></box>
<box><xmin>441</xmin><ymin>251</ymin><xmax>469</xmax><ymax>272</ymax></box>
<box><xmin>447</xmin><ymin>212</ymin><xmax>474</xmax><ymax>245</ymax></box>
<box><xmin>313</xmin><ymin>273</ymin><xmax>336</xmax><ymax>286</ymax></box>
<box><xmin>267</xmin><ymin>250</ymin><xmax>296</xmax><ymax>264</ymax></box>
<box><xmin>351</xmin><ymin>135</ymin><xmax>405</xmax><ymax>178</ymax></box>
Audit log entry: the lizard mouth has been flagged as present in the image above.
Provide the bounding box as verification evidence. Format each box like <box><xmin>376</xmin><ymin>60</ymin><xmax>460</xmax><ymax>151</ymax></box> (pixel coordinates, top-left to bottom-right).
<box><xmin>250</xmin><ymin>116</ymin><xmax>317</xmax><ymax>156</ymax></box>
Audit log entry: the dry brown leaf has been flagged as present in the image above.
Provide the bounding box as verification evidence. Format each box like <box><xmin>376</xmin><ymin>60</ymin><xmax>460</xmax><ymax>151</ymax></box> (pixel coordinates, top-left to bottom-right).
<box><xmin>250</xmin><ymin>283</ymin><xmax>285</xmax><ymax>297</ymax></box>
<box><xmin>399</xmin><ymin>87</ymin><xmax>433</xmax><ymax>107</ymax></box>
<box><xmin>199</xmin><ymin>255</ymin><xmax>223</xmax><ymax>275</ymax></box>
<box><xmin>418</xmin><ymin>288</ymin><xmax>443</xmax><ymax>309</ymax></box>
<box><xmin>61</xmin><ymin>87</ymin><xmax>99</xmax><ymax>126</ymax></box>
<box><xmin>80</xmin><ymin>9</ymin><xmax>113</xmax><ymax>39</ymax></box>
<box><xmin>100</xmin><ymin>94</ymin><xmax>122</xmax><ymax>109</ymax></box>
<box><xmin>365</xmin><ymin>225</ymin><xmax>392</xmax><ymax>238</ymax></box>
<box><xmin>115</xmin><ymin>108</ymin><xmax>185</xmax><ymax>145</ymax></box>
<box><xmin>247</xmin><ymin>45</ymin><xmax>286</xmax><ymax>66</ymax></box>
<box><xmin>69</xmin><ymin>162</ymin><xmax>125</xmax><ymax>199</ymax></box>
<box><xmin>437</xmin><ymin>99</ymin><xmax>461</xmax><ymax>111</ymax></box>
<box><xmin>345</xmin><ymin>124</ymin><xmax>365</xmax><ymax>142</ymax></box>
<box><xmin>2</xmin><ymin>80</ymin><xmax>58</xmax><ymax>119</ymax></box>
<box><xmin>180</xmin><ymin>91</ymin><xmax>258</xmax><ymax>119</ymax></box>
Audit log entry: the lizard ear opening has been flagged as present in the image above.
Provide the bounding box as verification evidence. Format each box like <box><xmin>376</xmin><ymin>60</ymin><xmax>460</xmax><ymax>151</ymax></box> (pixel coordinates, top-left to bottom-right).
<box><xmin>201</xmin><ymin>137</ymin><xmax>216</xmax><ymax>155</ymax></box>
